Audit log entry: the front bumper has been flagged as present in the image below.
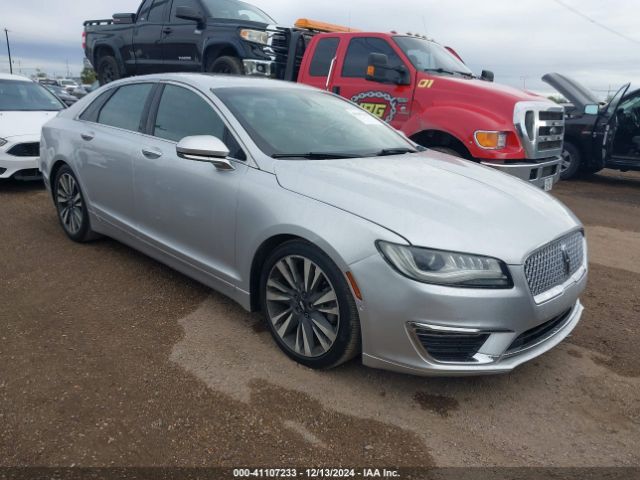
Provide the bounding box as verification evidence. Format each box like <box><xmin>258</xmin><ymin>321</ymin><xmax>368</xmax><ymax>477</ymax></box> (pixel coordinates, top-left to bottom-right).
<box><xmin>242</xmin><ymin>59</ymin><xmax>277</xmax><ymax>77</ymax></box>
<box><xmin>481</xmin><ymin>156</ymin><xmax>562</xmax><ymax>190</ymax></box>
<box><xmin>349</xmin><ymin>251</ymin><xmax>587</xmax><ymax>376</ymax></box>
<box><xmin>0</xmin><ymin>136</ymin><xmax>41</xmax><ymax>180</ymax></box>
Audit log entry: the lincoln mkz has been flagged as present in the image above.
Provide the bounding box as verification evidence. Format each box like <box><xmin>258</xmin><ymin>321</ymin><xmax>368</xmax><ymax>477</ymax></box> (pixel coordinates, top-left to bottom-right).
<box><xmin>40</xmin><ymin>74</ymin><xmax>587</xmax><ymax>375</ymax></box>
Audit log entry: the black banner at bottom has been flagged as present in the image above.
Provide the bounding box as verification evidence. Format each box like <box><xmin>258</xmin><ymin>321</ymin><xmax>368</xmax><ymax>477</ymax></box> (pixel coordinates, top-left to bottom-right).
<box><xmin>0</xmin><ymin>468</ymin><xmax>638</xmax><ymax>480</ymax></box>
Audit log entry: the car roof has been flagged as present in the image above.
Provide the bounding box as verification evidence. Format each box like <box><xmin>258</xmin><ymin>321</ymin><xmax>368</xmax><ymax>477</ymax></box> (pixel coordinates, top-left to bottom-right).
<box><xmin>108</xmin><ymin>73</ymin><xmax>318</xmax><ymax>92</ymax></box>
<box><xmin>0</xmin><ymin>72</ymin><xmax>34</xmax><ymax>82</ymax></box>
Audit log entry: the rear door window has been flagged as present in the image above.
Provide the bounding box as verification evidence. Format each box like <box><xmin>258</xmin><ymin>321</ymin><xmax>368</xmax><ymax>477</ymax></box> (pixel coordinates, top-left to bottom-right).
<box><xmin>309</xmin><ymin>38</ymin><xmax>340</xmax><ymax>77</ymax></box>
<box><xmin>97</xmin><ymin>84</ymin><xmax>154</xmax><ymax>132</ymax></box>
<box><xmin>148</xmin><ymin>0</ymin><xmax>169</xmax><ymax>22</ymax></box>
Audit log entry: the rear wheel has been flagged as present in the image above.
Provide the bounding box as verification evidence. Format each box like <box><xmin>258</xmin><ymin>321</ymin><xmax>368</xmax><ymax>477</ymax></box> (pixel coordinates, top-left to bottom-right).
<box><xmin>53</xmin><ymin>166</ymin><xmax>99</xmax><ymax>242</ymax></box>
<box><xmin>560</xmin><ymin>142</ymin><xmax>582</xmax><ymax>180</ymax></box>
<box><xmin>97</xmin><ymin>55</ymin><xmax>121</xmax><ymax>85</ymax></box>
<box><xmin>260</xmin><ymin>240</ymin><xmax>361</xmax><ymax>369</ymax></box>
<box><xmin>207</xmin><ymin>56</ymin><xmax>244</xmax><ymax>75</ymax></box>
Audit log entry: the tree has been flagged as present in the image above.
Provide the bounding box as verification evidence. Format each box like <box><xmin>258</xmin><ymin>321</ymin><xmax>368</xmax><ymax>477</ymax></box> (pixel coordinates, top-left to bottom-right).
<box><xmin>547</xmin><ymin>95</ymin><xmax>568</xmax><ymax>104</ymax></box>
<box><xmin>81</xmin><ymin>67</ymin><xmax>97</xmax><ymax>84</ymax></box>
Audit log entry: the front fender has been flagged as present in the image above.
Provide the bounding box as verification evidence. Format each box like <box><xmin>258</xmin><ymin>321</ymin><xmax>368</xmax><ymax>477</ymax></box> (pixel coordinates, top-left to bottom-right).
<box><xmin>404</xmin><ymin>105</ymin><xmax>526</xmax><ymax>160</ymax></box>
<box><xmin>234</xmin><ymin>169</ymin><xmax>406</xmax><ymax>307</ymax></box>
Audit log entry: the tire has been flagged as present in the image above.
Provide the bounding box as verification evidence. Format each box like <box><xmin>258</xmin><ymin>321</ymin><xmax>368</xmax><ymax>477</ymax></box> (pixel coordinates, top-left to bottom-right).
<box><xmin>260</xmin><ymin>240</ymin><xmax>361</xmax><ymax>370</ymax></box>
<box><xmin>560</xmin><ymin>142</ymin><xmax>582</xmax><ymax>180</ymax></box>
<box><xmin>97</xmin><ymin>55</ymin><xmax>121</xmax><ymax>85</ymax></box>
<box><xmin>428</xmin><ymin>146</ymin><xmax>463</xmax><ymax>158</ymax></box>
<box><xmin>207</xmin><ymin>56</ymin><xmax>244</xmax><ymax>75</ymax></box>
<box><xmin>53</xmin><ymin>165</ymin><xmax>99</xmax><ymax>243</ymax></box>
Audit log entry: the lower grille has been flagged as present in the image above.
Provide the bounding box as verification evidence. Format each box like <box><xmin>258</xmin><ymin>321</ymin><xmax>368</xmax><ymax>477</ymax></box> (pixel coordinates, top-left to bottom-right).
<box><xmin>538</xmin><ymin>140</ymin><xmax>563</xmax><ymax>151</ymax></box>
<box><xmin>13</xmin><ymin>168</ymin><xmax>41</xmax><ymax>179</ymax></box>
<box><xmin>524</xmin><ymin>231</ymin><xmax>585</xmax><ymax>298</ymax></box>
<box><xmin>7</xmin><ymin>142</ymin><xmax>40</xmax><ymax>157</ymax></box>
<box><xmin>414</xmin><ymin>328</ymin><xmax>490</xmax><ymax>363</ymax></box>
<box><xmin>505</xmin><ymin>308</ymin><xmax>572</xmax><ymax>355</ymax></box>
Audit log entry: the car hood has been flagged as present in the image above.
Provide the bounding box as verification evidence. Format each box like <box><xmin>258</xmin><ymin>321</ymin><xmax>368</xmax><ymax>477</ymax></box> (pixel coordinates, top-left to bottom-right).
<box><xmin>274</xmin><ymin>152</ymin><xmax>581</xmax><ymax>265</ymax></box>
<box><xmin>0</xmin><ymin>111</ymin><xmax>59</xmax><ymax>138</ymax></box>
<box><xmin>542</xmin><ymin>73</ymin><xmax>600</xmax><ymax>112</ymax></box>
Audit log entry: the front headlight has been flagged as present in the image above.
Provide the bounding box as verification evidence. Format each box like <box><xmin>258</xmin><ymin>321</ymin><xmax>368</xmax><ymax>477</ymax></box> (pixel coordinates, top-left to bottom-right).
<box><xmin>0</xmin><ymin>138</ymin><xmax>7</xmax><ymax>147</ymax></box>
<box><xmin>474</xmin><ymin>130</ymin><xmax>507</xmax><ymax>150</ymax></box>
<box><xmin>239</xmin><ymin>29</ymin><xmax>270</xmax><ymax>45</ymax></box>
<box><xmin>377</xmin><ymin>241</ymin><xmax>513</xmax><ymax>288</ymax></box>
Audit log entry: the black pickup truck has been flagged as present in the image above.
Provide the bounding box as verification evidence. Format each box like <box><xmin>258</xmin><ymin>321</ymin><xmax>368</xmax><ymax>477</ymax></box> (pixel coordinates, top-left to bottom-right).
<box><xmin>84</xmin><ymin>0</ymin><xmax>307</xmax><ymax>84</ymax></box>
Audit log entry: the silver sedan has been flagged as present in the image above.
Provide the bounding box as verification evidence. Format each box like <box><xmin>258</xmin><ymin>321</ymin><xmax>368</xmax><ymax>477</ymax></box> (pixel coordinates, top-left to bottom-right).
<box><xmin>40</xmin><ymin>74</ymin><xmax>587</xmax><ymax>376</ymax></box>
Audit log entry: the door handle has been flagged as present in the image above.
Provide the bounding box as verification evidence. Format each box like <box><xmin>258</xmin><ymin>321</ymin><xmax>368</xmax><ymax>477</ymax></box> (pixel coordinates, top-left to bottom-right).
<box><xmin>81</xmin><ymin>132</ymin><xmax>95</xmax><ymax>141</ymax></box>
<box><xmin>141</xmin><ymin>148</ymin><xmax>163</xmax><ymax>159</ymax></box>
<box><xmin>163</xmin><ymin>27</ymin><xmax>173</xmax><ymax>34</ymax></box>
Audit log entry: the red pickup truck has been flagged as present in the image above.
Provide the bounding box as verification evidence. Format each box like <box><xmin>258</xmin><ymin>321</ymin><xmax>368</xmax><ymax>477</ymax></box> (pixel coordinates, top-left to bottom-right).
<box><xmin>290</xmin><ymin>25</ymin><xmax>565</xmax><ymax>190</ymax></box>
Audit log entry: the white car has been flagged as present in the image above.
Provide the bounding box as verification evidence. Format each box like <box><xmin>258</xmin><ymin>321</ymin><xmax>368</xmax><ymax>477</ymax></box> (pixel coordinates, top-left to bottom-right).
<box><xmin>59</xmin><ymin>79</ymin><xmax>79</xmax><ymax>93</ymax></box>
<box><xmin>0</xmin><ymin>73</ymin><xmax>66</xmax><ymax>180</ymax></box>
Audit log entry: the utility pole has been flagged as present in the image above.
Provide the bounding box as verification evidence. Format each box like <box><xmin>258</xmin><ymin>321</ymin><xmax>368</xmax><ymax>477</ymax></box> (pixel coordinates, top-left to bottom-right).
<box><xmin>4</xmin><ymin>28</ymin><xmax>12</xmax><ymax>74</ymax></box>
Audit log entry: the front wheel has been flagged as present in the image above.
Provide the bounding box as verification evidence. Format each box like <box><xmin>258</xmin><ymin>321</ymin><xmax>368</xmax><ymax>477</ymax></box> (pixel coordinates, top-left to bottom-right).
<box><xmin>260</xmin><ymin>240</ymin><xmax>361</xmax><ymax>369</ymax></box>
<box><xmin>53</xmin><ymin>166</ymin><xmax>99</xmax><ymax>242</ymax></box>
<box><xmin>207</xmin><ymin>56</ymin><xmax>244</xmax><ymax>75</ymax></box>
<box><xmin>560</xmin><ymin>142</ymin><xmax>582</xmax><ymax>180</ymax></box>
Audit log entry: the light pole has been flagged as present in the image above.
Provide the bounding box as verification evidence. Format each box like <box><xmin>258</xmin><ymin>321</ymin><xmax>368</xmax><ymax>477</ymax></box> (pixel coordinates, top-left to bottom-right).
<box><xmin>4</xmin><ymin>28</ymin><xmax>12</xmax><ymax>74</ymax></box>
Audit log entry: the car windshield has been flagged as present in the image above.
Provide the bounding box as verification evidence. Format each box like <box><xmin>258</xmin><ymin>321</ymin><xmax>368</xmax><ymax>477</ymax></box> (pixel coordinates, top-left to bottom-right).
<box><xmin>0</xmin><ymin>80</ymin><xmax>65</xmax><ymax>111</ymax></box>
<box><xmin>393</xmin><ymin>36</ymin><xmax>474</xmax><ymax>77</ymax></box>
<box><xmin>214</xmin><ymin>87</ymin><xmax>414</xmax><ymax>158</ymax></box>
<box><xmin>201</xmin><ymin>0</ymin><xmax>276</xmax><ymax>24</ymax></box>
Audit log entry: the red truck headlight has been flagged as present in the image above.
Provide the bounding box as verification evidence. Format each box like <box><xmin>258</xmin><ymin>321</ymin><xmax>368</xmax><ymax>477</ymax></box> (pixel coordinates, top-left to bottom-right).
<box><xmin>474</xmin><ymin>131</ymin><xmax>508</xmax><ymax>150</ymax></box>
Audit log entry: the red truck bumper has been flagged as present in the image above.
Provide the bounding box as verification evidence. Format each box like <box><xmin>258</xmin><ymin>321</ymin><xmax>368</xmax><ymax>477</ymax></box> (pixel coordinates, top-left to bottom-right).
<box><xmin>480</xmin><ymin>156</ymin><xmax>562</xmax><ymax>191</ymax></box>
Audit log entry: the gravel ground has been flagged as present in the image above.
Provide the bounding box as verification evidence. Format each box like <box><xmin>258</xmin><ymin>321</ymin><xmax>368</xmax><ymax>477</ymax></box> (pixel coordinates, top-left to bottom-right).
<box><xmin>0</xmin><ymin>170</ymin><xmax>639</xmax><ymax>468</ymax></box>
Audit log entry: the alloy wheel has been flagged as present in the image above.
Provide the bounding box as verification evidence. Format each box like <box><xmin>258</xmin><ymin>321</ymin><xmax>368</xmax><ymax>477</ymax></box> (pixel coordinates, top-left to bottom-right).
<box><xmin>56</xmin><ymin>173</ymin><xmax>83</xmax><ymax>235</ymax></box>
<box><xmin>265</xmin><ymin>255</ymin><xmax>340</xmax><ymax>358</ymax></box>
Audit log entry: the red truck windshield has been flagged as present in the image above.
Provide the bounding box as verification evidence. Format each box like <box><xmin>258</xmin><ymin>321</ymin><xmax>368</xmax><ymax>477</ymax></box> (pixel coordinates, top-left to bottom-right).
<box><xmin>393</xmin><ymin>36</ymin><xmax>474</xmax><ymax>77</ymax></box>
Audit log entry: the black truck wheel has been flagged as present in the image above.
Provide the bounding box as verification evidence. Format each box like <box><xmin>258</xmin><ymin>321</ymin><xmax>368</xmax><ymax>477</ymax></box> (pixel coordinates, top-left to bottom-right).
<box><xmin>207</xmin><ymin>56</ymin><xmax>244</xmax><ymax>75</ymax></box>
<box><xmin>560</xmin><ymin>142</ymin><xmax>582</xmax><ymax>180</ymax></box>
<box><xmin>97</xmin><ymin>55</ymin><xmax>121</xmax><ymax>85</ymax></box>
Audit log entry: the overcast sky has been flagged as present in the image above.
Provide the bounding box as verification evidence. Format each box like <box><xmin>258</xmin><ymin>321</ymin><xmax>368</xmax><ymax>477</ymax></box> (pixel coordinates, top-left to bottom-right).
<box><xmin>1</xmin><ymin>0</ymin><xmax>638</xmax><ymax>98</ymax></box>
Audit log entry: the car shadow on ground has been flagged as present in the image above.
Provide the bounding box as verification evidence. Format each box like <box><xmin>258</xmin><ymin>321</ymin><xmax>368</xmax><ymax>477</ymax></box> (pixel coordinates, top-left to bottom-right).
<box><xmin>0</xmin><ymin>178</ymin><xmax>46</xmax><ymax>193</ymax></box>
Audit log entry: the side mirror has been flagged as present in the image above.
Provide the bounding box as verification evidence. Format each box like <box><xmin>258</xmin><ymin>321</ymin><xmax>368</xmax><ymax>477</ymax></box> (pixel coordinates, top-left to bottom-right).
<box><xmin>365</xmin><ymin>53</ymin><xmax>410</xmax><ymax>86</ymax></box>
<box><xmin>176</xmin><ymin>135</ymin><xmax>234</xmax><ymax>170</ymax></box>
<box><xmin>584</xmin><ymin>104</ymin><xmax>599</xmax><ymax>115</ymax></box>
<box><xmin>480</xmin><ymin>70</ymin><xmax>494</xmax><ymax>82</ymax></box>
<box><xmin>175</xmin><ymin>6</ymin><xmax>205</xmax><ymax>26</ymax></box>
<box><xmin>113</xmin><ymin>13</ymin><xmax>136</xmax><ymax>24</ymax></box>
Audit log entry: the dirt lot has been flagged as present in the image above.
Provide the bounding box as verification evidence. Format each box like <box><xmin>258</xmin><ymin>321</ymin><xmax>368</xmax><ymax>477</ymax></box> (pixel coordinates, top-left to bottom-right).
<box><xmin>1</xmin><ymin>170</ymin><xmax>639</xmax><ymax>469</ymax></box>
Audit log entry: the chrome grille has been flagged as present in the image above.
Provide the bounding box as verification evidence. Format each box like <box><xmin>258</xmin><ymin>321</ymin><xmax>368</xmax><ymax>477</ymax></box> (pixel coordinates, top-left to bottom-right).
<box><xmin>514</xmin><ymin>102</ymin><xmax>565</xmax><ymax>160</ymax></box>
<box><xmin>524</xmin><ymin>231</ymin><xmax>585</xmax><ymax>297</ymax></box>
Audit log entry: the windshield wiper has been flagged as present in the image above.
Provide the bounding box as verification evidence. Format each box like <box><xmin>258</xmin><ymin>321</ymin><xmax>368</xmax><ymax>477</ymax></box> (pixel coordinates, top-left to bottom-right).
<box><xmin>375</xmin><ymin>148</ymin><xmax>418</xmax><ymax>157</ymax></box>
<box><xmin>424</xmin><ymin>68</ymin><xmax>455</xmax><ymax>75</ymax></box>
<box><xmin>424</xmin><ymin>68</ymin><xmax>475</xmax><ymax>78</ymax></box>
<box><xmin>271</xmin><ymin>152</ymin><xmax>361</xmax><ymax>160</ymax></box>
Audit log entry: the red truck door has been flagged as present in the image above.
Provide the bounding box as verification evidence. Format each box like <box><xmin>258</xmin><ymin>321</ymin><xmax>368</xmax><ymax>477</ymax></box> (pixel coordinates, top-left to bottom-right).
<box><xmin>297</xmin><ymin>36</ymin><xmax>341</xmax><ymax>91</ymax></box>
<box><xmin>328</xmin><ymin>35</ymin><xmax>414</xmax><ymax>130</ymax></box>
